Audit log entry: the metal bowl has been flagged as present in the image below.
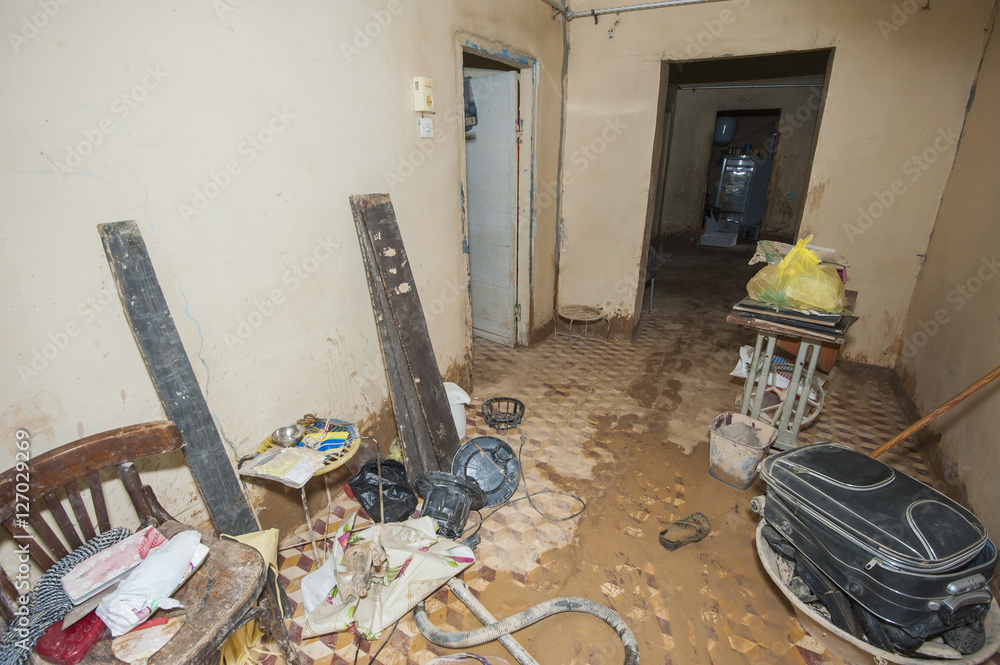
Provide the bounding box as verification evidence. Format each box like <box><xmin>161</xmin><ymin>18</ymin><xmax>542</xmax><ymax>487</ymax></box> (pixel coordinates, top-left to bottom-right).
<box><xmin>271</xmin><ymin>424</ymin><xmax>305</xmax><ymax>447</ymax></box>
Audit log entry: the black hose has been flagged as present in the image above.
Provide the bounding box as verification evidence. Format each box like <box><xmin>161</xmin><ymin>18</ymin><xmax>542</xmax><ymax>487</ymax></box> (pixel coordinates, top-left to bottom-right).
<box><xmin>413</xmin><ymin>595</ymin><xmax>640</xmax><ymax>665</ymax></box>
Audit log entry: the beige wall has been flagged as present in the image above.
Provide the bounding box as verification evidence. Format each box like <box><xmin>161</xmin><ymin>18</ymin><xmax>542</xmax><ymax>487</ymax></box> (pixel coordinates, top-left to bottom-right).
<box><xmin>658</xmin><ymin>82</ymin><xmax>822</xmax><ymax>249</ymax></box>
<box><xmin>0</xmin><ymin>0</ymin><xmax>561</xmax><ymax>557</ymax></box>
<box><xmin>897</xmin><ymin>8</ymin><xmax>1000</xmax><ymax>539</ymax></box>
<box><xmin>558</xmin><ymin>0</ymin><xmax>993</xmax><ymax>363</ymax></box>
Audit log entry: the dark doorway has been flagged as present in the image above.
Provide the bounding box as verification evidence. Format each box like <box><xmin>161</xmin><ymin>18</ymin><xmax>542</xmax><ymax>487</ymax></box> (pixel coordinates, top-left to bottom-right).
<box><xmin>648</xmin><ymin>50</ymin><xmax>832</xmax><ymax>254</ymax></box>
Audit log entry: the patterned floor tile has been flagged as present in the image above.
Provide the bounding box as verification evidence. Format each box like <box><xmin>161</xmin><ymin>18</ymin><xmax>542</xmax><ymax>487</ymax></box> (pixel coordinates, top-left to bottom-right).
<box><xmin>255</xmin><ymin>249</ymin><xmax>961</xmax><ymax>664</ymax></box>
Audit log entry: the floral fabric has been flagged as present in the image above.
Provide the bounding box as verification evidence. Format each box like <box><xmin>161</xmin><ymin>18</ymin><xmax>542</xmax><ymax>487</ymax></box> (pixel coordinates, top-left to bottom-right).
<box><xmin>300</xmin><ymin>510</ymin><xmax>474</xmax><ymax>639</ymax></box>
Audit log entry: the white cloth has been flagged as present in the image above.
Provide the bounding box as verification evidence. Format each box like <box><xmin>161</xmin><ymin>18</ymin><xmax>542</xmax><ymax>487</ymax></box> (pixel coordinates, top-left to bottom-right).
<box><xmin>96</xmin><ymin>531</ymin><xmax>208</xmax><ymax>636</ymax></box>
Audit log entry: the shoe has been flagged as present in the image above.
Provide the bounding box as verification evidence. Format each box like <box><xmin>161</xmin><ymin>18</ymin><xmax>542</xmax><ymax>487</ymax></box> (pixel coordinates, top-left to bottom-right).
<box><xmin>658</xmin><ymin>512</ymin><xmax>711</xmax><ymax>551</ymax></box>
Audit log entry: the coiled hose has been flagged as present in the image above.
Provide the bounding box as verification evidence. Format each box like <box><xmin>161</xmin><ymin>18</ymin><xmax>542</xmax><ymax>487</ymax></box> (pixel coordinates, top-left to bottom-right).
<box><xmin>413</xmin><ymin>595</ymin><xmax>640</xmax><ymax>665</ymax></box>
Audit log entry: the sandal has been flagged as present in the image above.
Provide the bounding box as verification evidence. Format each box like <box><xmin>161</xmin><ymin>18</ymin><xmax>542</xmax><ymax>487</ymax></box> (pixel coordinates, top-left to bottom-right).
<box><xmin>658</xmin><ymin>512</ymin><xmax>711</xmax><ymax>551</ymax></box>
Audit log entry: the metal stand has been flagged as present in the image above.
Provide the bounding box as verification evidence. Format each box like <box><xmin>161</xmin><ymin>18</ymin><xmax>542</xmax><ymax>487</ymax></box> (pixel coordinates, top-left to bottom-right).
<box><xmin>740</xmin><ymin>332</ymin><xmax>822</xmax><ymax>450</ymax></box>
<box><xmin>556</xmin><ymin>305</ymin><xmax>611</xmax><ymax>348</ymax></box>
<box><xmin>300</xmin><ymin>486</ymin><xmax>323</xmax><ymax>564</ymax></box>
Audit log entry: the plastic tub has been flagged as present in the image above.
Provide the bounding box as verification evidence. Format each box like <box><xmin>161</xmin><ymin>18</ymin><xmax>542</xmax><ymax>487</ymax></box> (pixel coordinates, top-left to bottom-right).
<box><xmin>443</xmin><ymin>382</ymin><xmax>471</xmax><ymax>439</ymax></box>
<box><xmin>755</xmin><ymin>521</ymin><xmax>1000</xmax><ymax>665</ymax></box>
<box><xmin>709</xmin><ymin>412</ymin><xmax>778</xmax><ymax>489</ymax></box>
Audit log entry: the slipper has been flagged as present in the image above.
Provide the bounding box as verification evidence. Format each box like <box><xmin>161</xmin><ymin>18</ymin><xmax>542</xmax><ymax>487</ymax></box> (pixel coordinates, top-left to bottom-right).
<box><xmin>659</xmin><ymin>512</ymin><xmax>711</xmax><ymax>551</ymax></box>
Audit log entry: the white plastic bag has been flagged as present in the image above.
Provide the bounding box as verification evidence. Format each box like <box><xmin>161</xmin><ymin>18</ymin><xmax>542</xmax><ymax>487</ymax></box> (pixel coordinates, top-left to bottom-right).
<box><xmin>97</xmin><ymin>531</ymin><xmax>208</xmax><ymax>636</ymax></box>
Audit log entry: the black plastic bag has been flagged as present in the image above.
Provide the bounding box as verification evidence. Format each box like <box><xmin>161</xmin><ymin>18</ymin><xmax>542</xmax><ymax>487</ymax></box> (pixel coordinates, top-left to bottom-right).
<box><xmin>347</xmin><ymin>459</ymin><xmax>417</xmax><ymax>523</ymax></box>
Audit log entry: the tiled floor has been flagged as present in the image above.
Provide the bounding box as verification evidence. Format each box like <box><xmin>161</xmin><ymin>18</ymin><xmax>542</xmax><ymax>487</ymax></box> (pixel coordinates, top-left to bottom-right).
<box><xmin>263</xmin><ymin>248</ymin><xmax>989</xmax><ymax>664</ymax></box>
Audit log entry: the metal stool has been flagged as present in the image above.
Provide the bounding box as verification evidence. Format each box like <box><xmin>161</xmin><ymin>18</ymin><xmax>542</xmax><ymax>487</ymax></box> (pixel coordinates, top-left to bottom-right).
<box><xmin>556</xmin><ymin>305</ymin><xmax>610</xmax><ymax>348</ymax></box>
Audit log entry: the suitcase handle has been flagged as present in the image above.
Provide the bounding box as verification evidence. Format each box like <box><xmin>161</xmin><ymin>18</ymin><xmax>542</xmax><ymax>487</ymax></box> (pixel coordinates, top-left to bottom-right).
<box><xmin>946</xmin><ymin>574</ymin><xmax>987</xmax><ymax>596</ymax></box>
<box><xmin>936</xmin><ymin>589</ymin><xmax>992</xmax><ymax>616</ymax></box>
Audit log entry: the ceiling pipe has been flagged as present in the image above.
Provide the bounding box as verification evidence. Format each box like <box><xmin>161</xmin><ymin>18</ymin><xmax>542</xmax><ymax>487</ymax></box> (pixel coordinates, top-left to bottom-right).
<box><xmin>563</xmin><ymin>0</ymin><xmax>727</xmax><ymax>22</ymax></box>
<box><xmin>676</xmin><ymin>83</ymin><xmax>822</xmax><ymax>90</ymax></box>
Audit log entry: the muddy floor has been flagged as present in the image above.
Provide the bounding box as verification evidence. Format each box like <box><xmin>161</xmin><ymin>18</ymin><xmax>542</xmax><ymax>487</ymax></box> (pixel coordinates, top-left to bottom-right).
<box><xmin>271</xmin><ymin>247</ymin><xmax>940</xmax><ymax>665</ymax></box>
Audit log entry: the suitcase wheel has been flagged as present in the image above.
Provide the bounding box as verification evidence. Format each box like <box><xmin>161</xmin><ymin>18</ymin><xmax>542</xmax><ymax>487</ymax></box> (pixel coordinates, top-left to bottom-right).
<box><xmin>943</xmin><ymin>619</ymin><xmax>986</xmax><ymax>655</ymax></box>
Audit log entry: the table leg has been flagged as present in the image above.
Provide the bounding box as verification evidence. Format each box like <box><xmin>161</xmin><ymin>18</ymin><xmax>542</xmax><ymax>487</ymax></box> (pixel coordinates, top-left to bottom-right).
<box><xmin>323</xmin><ymin>474</ymin><xmax>334</xmax><ymax>556</ymax></box>
<box><xmin>741</xmin><ymin>334</ymin><xmax>763</xmax><ymax>416</ymax></box>
<box><xmin>772</xmin><ymin>339</ymin><xmax>822</xmax><ymax>451</ymax></box>
<box><xmin>569</xmin><ymin>318</ymin><xmax>589</xmax><ymax>348</ymax></box>
<box><xmin>300</xmin><ymin>486</ymin><xmax>322</xmax><ymax>566</ymax></box>
<box><xmin>743</xmin><ymin>334</ymin><xmax>778</xmax><ymax>419</ymax></box>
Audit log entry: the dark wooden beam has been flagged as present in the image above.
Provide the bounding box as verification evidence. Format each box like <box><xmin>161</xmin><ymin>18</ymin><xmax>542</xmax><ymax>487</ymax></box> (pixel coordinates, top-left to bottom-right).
<box><xmin>351</xmin><ymin>196</ymin><xmax>440</xmax><ymax>477</ymax></box>
<box><xmin>350</xmin><ymin>195</ymin><xmax>460</xmax><ymax>473</ymax></box>
<box><xmin>99</xmin><ymin>221</ymin><xmax>258</xmax><ymax>535</ymax></box>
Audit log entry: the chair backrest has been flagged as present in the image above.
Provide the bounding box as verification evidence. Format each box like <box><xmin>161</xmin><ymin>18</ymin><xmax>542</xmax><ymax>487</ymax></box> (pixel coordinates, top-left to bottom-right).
<box><xmin>0</xmin><ymin>421</ymin><xmax>184</xmax><ymax>621</ymax></box>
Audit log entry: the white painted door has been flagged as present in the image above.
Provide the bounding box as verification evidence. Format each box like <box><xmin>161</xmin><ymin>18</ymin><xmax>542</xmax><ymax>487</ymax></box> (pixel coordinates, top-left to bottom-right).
<box><xmin>465</xmin><ymin>70</ymin><xmax>518</xmax><ymax>347</ymax></box>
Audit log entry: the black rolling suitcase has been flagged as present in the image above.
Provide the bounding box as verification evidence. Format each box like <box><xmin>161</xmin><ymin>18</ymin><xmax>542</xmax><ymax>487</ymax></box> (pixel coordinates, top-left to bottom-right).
<box><xmin>757</xmin><ymin>442</ymin><xmax>996</xmax><ymax>655</ymax></box>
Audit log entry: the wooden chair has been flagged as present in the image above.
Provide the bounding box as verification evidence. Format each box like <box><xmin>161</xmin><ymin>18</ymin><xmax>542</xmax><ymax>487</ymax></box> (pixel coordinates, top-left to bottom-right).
<box><xmin>0</xmin><ymin>421</ymin><xmax>300</xmax><ymax>664</ymax></box>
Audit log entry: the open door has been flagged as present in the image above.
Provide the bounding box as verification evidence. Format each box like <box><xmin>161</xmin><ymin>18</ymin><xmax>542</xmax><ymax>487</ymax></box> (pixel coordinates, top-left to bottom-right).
<box><xmin>465</xmin><ymin>70</ymin><xmax>518</xmax><ymax>347</ymax></box>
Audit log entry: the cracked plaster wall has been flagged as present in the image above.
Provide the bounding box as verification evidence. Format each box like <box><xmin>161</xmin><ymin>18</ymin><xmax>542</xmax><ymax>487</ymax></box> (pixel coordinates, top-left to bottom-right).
<box><xmin>0</xmin><ymin>0</ymin><xmax>563</xmax><ymax>563</ymax></box>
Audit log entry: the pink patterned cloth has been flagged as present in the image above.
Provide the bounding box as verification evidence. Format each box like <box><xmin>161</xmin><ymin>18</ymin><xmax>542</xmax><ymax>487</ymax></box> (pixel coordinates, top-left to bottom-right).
<box><xmin>61</xmin><ymin>526</ymin><xmax>166</xmax><ymax>604</ymax></box>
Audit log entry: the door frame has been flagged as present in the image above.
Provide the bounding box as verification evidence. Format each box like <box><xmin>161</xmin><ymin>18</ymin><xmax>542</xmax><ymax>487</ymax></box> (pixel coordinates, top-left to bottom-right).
<box><xmin>633</xmin><ymin>62</ymin><xmax>673</xmax><ymax>327</ymax></box>
<box><xmin>456</xmin><ymin>36</ymin><xmax>538</xmax><ymax>347</ymax></box>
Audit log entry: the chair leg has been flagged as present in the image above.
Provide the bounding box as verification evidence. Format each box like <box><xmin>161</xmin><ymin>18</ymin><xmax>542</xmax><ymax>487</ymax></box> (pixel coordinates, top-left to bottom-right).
<box><xmin>261</xmin><ymin>580</ymin><xmax>301</xmax><ymax>665</ymax></box>
<box><xmin>649</xmin><ymin>278</ymin><xmax>654</xmax><ymax>314</ymax></box>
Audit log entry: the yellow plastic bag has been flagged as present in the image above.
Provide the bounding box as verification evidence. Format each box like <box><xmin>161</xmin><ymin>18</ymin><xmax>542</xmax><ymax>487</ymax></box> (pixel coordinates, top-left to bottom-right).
<box><xmin>746</xmin><ymin>236</ymin><xmax>846</xmax><ymax>313</ymax></box>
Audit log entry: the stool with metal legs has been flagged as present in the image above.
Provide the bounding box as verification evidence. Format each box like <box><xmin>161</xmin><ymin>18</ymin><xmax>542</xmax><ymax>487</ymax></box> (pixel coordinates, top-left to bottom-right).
<box><xmin>239</xmin><ymin>419</ymin><xmax>363</xmax><ymax>567</ymax></box>
<box><xmin>555</xmin><ymin>305</ymin><xmax>610</xmax><ymax>348</ymax></box>
<box><xmin>738</xmin><ymin>332</ymin><xmax>824</xmax><ymax>450</ymax></box>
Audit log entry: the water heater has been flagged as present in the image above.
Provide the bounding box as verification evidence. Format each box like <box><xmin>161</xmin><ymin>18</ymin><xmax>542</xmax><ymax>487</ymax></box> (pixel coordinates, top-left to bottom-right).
<box><xmin>714</xmin><ymin>116</ymin><xmax>737</xmax><ymax>145</ymax></box>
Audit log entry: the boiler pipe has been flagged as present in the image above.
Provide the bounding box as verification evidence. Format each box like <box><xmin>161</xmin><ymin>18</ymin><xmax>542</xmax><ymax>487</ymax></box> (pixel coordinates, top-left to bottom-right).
<box><xmin>566</xmin><ymin>0</ymin><xmax>726</xmax><ymax>21</ymax></box>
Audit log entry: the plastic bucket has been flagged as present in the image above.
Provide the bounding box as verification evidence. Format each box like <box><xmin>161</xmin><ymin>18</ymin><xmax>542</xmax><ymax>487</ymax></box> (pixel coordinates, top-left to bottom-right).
<box><xmin>443</xmin><ymin>382</ymin><xmax>471</xmax><ymax>439</ymax></box>
<box><xmin>709</xmin><ymin>412</ymin><xmax>778</xmax><ymax>490</ymax></box>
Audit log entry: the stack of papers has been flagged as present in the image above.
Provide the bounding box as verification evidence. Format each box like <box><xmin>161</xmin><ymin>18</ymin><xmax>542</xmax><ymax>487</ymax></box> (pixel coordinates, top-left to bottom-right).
<box><xmin>238</xmin><ymin>446</ymin><xmax>328</xmax><ymax>488</ymax></box>
<box><xmin>729</xmin><ymin>296</ymin><xmax>858</xmax><ymax>343</ymax></box>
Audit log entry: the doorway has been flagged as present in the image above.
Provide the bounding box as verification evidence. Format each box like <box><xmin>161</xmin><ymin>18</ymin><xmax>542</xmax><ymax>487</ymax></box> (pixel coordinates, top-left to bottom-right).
<box><xmin>462</xmin><ymin>49</ymin><xmax>534</xmax><ymax>347</ymax></box>
<box><xmin>648</xmin><ymin>50</ymin><xmax>833</xmax><ymax>254</ymax></box>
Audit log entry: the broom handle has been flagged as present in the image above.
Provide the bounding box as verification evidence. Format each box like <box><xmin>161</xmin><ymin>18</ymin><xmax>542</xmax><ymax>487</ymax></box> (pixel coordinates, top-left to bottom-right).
<box><xmin>871</xmin><ymin>364</ymin><xmax>1000</xmax><ymax>458</ymax></box>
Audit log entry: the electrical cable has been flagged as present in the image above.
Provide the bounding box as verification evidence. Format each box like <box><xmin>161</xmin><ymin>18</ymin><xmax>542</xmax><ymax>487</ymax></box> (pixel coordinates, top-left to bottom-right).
<box><xmin>414</xmin><ymin>438</ymin><xmax>638</xmax><ymax>664</ymax></box>
<box><xmin>460</xmin><ymin>435</ymin><xmax>586</xmax><ymax>538</ymax></box>
<box><xmin>367</xmin><ymin>618</ymin><xmax>401</xmax><ymax>663</ymax></box>
<box><xmin>352</xmin><ymin>617</ymin><xmax>401</xmax><ymax>664</ymax></box>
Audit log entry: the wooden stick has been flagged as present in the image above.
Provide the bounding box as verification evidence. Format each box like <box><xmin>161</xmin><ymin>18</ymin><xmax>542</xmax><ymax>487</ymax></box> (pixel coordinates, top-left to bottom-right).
<box><xmin>871</xmin><ymin>364</ymin><xmax>1000</xmax><ymax>458</ymax></box>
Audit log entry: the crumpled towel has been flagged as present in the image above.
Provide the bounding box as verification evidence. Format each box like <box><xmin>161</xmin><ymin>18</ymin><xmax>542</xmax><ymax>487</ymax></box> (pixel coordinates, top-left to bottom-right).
<box><xmin>218</xmin><ymin>528</ymin><xmax>281</xmax><ymax>665</ymax></box>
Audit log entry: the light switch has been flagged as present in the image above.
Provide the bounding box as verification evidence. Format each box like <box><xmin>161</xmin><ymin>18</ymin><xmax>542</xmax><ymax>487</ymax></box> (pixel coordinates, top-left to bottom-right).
<box><xmin>413</xmin><ymin>76</ymin><xmax>435</xmax><ymax>113</ymax></box>
<box><xmin>418</xmin><ymin>117</ymin><xmax>434</xmax><ymax>138</ymax></box>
